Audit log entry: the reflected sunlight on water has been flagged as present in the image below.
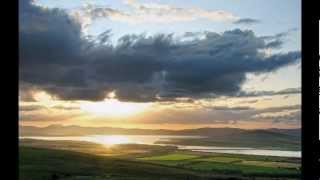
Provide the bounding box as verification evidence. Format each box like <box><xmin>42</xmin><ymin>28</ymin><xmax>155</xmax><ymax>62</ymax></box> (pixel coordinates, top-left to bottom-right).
<box><xmin>20</xmin><ymin>135</ymin><xmax>301</xmax><ymax>157</ymax></box>
<box><xmin>85</xmin><ymin>135</ymin><xmax>131</xmax><ymax>146</ymax></box>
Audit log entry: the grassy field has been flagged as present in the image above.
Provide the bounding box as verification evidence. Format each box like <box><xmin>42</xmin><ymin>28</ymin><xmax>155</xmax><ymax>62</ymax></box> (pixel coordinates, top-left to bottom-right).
<box><xmin>19</xmin><ymin>139</ymin><xmax>301</xmax><ymax>180</ymax></box>
<box><xmin>138</xmin><ymin>153</ymin><xmax>199</xmax><ymax>161</ymax></box>
<box><xmin>155</xmin><ymin>135</ymin><xmax>301</xmax><ymax>151</ymax></box>
<box><xmin>20</xmin><ymin>146</ymin><xmax>245</xmax><ymax>180</ymax></box>
<box><xmin>137</xmin><ymin>152</ymin><xmax>300</xmax><ymax>178</ymax></box>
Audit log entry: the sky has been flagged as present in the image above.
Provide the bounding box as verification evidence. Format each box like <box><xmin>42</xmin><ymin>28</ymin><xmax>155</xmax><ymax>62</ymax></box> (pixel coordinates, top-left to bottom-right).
<box><xmin>19</xmin><ymin>0</ymin><xmax>301</xmax><ymax>129</ymax></box>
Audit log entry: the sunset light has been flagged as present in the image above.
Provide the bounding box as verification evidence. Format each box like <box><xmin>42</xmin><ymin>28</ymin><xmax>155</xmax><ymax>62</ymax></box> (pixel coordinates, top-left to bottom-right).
<box><xmin>96</xmin><ymin>135</ymin><xmax>131</xmax><ymax>145</ymax></box>
<box><xmin>79</xmin><ymin>99</ymin><xmax>151</xmax><ymax>117</ymax></box>
<box><xmin>19</xmin><ymin>0</ymin><xmax>302</xmax><ymax>178</ymax></box>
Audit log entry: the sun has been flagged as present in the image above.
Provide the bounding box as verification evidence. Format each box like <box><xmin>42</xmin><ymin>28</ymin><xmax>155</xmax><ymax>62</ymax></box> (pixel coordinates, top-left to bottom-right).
<box><xmin>79</xmin><ymin>98</ymin><xmax>151</xmax><ymax>117</ymax></box>
<box><xmin>98</xmin><ymin>135</ymin><xmax>131</xmax><ymax>145</ymax></box>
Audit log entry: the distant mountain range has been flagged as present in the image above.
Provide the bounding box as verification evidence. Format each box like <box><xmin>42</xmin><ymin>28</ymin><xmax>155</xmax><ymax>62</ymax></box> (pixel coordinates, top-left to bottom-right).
<box><xmin>19</xmin><ymin>125</ymin><xmax>301</xmax><ymax>150</ymax></box>
<box><xmin>19</xmin><ymin>124</ymin><xmax>301</xmax><ymax>138</ymax></box>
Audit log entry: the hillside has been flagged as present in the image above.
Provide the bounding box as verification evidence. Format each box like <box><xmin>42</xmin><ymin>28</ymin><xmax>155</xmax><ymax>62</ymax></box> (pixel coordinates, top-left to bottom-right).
<box><xmin>19</xmin><ymin>125</ymin><xmax>300</xmax><ymax>138</ymax></box>
<box><xmin>19</xmin><ymin>125</ymin><xmax>301</xmax><ymax>151</ymax></box>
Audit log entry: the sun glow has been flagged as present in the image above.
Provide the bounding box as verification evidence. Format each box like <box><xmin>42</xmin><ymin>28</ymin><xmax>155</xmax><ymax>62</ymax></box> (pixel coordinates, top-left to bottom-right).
<box><xmin>100</xmin><ymin>135</ymin><xmax>130</xmax><ymax>145</ymax></box>
<box><xmin>33</xmin><ymin>91</ymin><xmax>53</xmax><ymax>102</ymax></box>
<box><xmin>79</xmin><ymin>99</ymin><xmax>151</xmax><ymax>117</ymax></box>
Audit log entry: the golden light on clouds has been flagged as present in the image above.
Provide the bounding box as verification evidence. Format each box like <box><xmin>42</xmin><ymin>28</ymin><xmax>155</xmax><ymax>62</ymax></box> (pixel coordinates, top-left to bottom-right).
<box><xmin>79</xmin><ymin>99</ymin><xmax>152</xmax><ymax>117</ymax></box>
<box><xmin>33</xmin><ymin>91</ymin><xmax>55</xmax><ymax>106</ymax></box>
<box><xmin>19</xmin><ymin>89</ymin><xmax>300</xmax><ymax>130</ymax></box>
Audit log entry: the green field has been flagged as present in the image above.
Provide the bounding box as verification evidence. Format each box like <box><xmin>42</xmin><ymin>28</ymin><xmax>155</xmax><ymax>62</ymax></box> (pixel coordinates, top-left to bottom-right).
<box><xmin>20</xmin><ymin>146</ymin><xmax>242</xmax><ymax>180</ymax></box>
<box><xmin>155</xmin><ymin>135</ymin><xmax>301</xmax><ymax>151</ymax></box>
<box><xmin>139</xmin><ymin>153</ymin><xmax>199</xmax><ymax>161</ymax></box>
<box><xmin>137</xmin><ymin>152</ymin><xmax>300</xmax><ymax>178</ymax></box>
<box><xmin>19</xmin><ymin>139</ymin><xmax>301</xmax><ymax>180</ymax></box>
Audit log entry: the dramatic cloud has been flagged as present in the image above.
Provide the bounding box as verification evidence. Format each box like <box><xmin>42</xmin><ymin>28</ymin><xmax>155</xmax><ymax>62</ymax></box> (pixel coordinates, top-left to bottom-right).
<box><xmin>252</xmin><ymin>105</ymin><xmax>301</xmax><ymax>124</ymax></box>
<box><xmin>19</xmin><ymin>0</ymin><xmax>301</xmax><ymax>103</ymax></box>
<box><xmin>135</xmin><ymin>104</ymin><xmax>301</xmax><ymax>125</ymax></box>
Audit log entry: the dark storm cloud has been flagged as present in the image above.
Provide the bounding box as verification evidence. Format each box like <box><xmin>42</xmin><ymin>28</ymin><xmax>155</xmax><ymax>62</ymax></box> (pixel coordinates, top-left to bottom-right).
<box><xmin>19</xmin><ymin>0</ymin><xmax>301</xmax><ymax>102</ymax></box>
<box><xmin>233</xmin><ymin>18</ymin><xmax>260</xmax><ymax>25</ymax></box>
